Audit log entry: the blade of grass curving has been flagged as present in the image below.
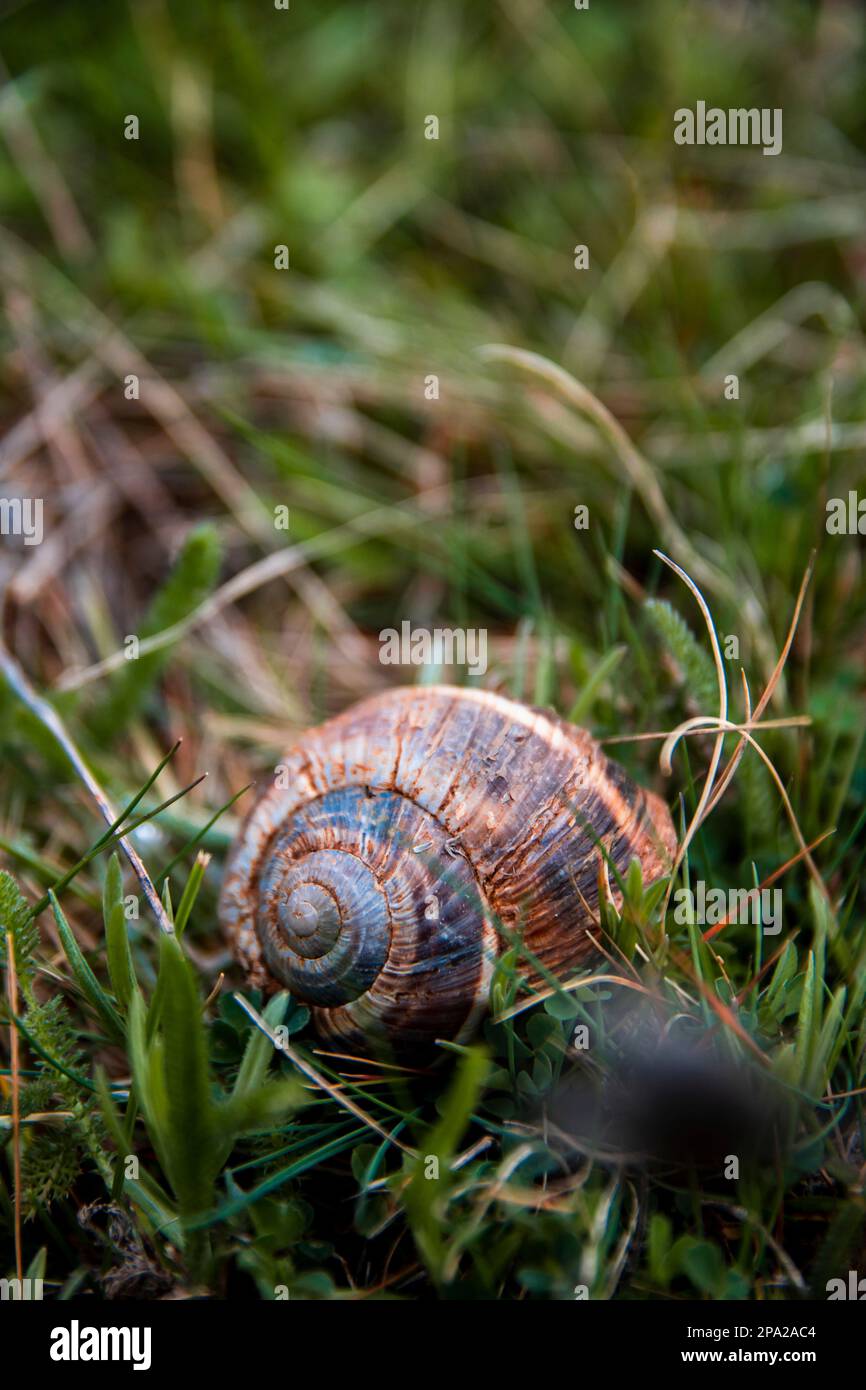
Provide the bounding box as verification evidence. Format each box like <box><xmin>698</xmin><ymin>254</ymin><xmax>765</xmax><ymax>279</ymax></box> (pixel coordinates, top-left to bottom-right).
<box><xmin>0</xmin><ymin>646</ymin><xmax>176</xmax><ymax>935</ymax></box>
<box><xmin>231</xmin><ymin>993</ymin><xmax>417</xmax><ymax>1156</ymax></box>
<box><xmin>232</xmin><ymin>990</ymin><xmax>289</xmax><ymax>1099</ymax></box>
<box><xmin>652</xmin><ymin>551</ymin><xmax>728</xmax><ymax>926</ymax></box>
<box><xmin>704</xmin><ymin>555</ymin><xmax>814</xmax><ymax>819</ymax></box>
<box><xmin>228</xmin><ymin>1120</ymin><xmax>356</xmax><ymax>1176</ymax></box>
<box><xmin>186</xmin><ymin>1127</ymin><xmax>369</xmax><ymax>1231</ymax></box>
<box><xmin>49</xmin><ymin>890</ymin><xmax>125</xmax><ymax>1042</ymax></box>
<box><xmin>660</xmin><ymin>713</ymin><xmax>826</xmax><ymax>897</ymax></box>
<box><xmin>27</xmin><ymin>771</ymin><xmax>207</xmax><ymax>922</ymax></box>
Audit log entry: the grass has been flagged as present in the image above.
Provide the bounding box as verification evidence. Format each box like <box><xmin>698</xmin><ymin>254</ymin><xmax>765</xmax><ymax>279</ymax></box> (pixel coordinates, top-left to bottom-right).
<box><xmin>0</xmin><ymin>0</ymin><xmax>865</xmax><ymax>1300</ymax></box>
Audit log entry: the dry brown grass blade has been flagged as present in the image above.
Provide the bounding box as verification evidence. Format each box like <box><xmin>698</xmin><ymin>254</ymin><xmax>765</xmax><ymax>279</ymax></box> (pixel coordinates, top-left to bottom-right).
<box><xmin>643</xmin><ymin>550</ymin><xmax>828</xmax><ymax>919</ymax></box>
<box><xmin>703</xmin><ymin>554</ymin><xmax>815</xmax><ymax>819</ymax></box>
<box><xmin>232</xmin><ymin>993</ymin><xmax>418</xmax><ymax>1158</ymax></box>
<box><xmin>0</xmin><ymin>354</ymin><xmax>104</xmax><ymax>478</ymax></box>
<box><xmin>311</xmin><ymin>1047</ymin><xmax>429</xmax><ymax>1075</ymax></box>
<box><xmin>4</xmin><ymin>287</ymin><xmax>92</xmax><ymax>481</ymax></box>
<box><xmin>0</xmin><ymin>230</ymin><xmax>364</xmax><ymax>660</ymax></box>
<box><xmin>703</xmin><ymin>827</ymin><xmax>835</xmax><ymax>945</ymax></box>
<box><xmin>735</xmin><ymin>934</ymin><xmax>801</xmax><ymax>1007</ymax></box>
<box><xmin>661</xmin><ymin>712</ymin><xmax>827</xmax><ymax>899</ymax></box>
<box><xmin>665</xmin><ymin>944</ymin><xmax>770</xmax><ymax>1065</ymax></box>
<box><xmin>54</xmin><ymin>481</ymin><xmax>465</xmax><ymax>691</ymax></box>
<box><xmin>494</xmin><ymin>971</ymin><xmax>659</xmax><ymax>1025</ymax></box>
<box><xmin>602</xmin><ymin>715</ymin><xmax>810</xmax><ymax>747</ymax></box>
<box><xmin>652</xmin><ymin>550</ymin><xmax>729</xmax><ymax>925</ymax></box>
<box><xmin>11</xmin><ymin>481</ymin><xmax>117</xmax><ymax>607</ymax></box>
<box><xmin>0</xmin><ymin>642</ymin><xmax>174</xmax><ymax>935</ymax></box>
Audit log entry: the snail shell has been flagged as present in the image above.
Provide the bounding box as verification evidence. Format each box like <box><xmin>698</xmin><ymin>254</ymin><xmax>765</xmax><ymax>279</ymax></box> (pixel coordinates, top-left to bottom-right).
<box><xmin>219</xmin><ymin>686</ymin><xmax>676</xmax><ymax>1052</ymax></box>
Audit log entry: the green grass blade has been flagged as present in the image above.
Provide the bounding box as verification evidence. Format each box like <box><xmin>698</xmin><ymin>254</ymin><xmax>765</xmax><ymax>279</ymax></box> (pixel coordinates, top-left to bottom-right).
<box><xmin>49</xmin><ymin>889</ymin><xmax>125</xmax><ymax>1042</ymax></box>
<box><xmin>103</xmin><ymin>852</ymin><xmax>136</xmax><ymax>1010</ymax></box>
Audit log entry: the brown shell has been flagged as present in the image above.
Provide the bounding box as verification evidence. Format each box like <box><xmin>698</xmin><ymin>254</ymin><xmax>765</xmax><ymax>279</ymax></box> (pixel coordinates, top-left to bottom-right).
<box><xmin>219</xmin><ymin>685</ymin><xmax>676</xmax><ymax>1052</ymax></box>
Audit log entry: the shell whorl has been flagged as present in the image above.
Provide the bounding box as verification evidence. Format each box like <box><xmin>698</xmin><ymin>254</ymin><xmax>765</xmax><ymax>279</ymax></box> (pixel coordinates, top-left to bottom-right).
<box><xmin>219</xmin><ymin>686</ymin><xmax>677</xmax><ymax>1051</ymax></box>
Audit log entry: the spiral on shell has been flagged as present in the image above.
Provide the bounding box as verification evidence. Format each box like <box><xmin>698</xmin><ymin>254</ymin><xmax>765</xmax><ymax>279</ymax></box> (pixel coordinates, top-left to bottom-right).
<box><xmin>219</xmin><ymin>686</ymin><xmax>677</xmax><ymax>1052</ymax></box>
